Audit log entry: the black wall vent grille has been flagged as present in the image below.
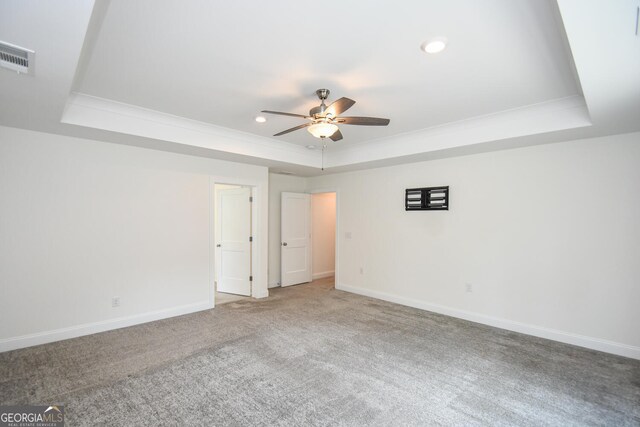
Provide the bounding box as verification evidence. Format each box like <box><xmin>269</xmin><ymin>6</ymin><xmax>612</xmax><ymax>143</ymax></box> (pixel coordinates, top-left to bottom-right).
<box><xmin>405</xmin><ymin>186</ymin><xmax>449</xmax><ymax>211</ymax></box>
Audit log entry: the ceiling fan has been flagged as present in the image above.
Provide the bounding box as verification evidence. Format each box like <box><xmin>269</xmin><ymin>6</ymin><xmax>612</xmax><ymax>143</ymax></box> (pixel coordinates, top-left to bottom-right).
<box><xmin>262</xmin><ymin>89</ymin><xmax>390</xmax><ymax>142</ymax></box>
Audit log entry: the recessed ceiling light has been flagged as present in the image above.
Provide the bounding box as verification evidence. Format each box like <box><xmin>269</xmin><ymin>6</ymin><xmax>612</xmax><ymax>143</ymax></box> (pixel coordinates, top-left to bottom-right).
<box><xmin>255</xmin><ymin>116</ymin><xmax>267</xmax><ymax>123</ymax></box>
<box><xmin>421</xmin><ymin>37</ymin><xmax>447</xmax><ymax>54</ymax></box>
<box><xmin>306</xmin><ymin>145</ymin><xmax>316</xmax><ymax>150</ymax></box>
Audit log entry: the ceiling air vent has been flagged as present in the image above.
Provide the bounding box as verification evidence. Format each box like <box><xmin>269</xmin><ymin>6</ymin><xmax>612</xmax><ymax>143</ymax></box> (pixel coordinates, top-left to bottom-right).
<box><xmin>0</xmin><ymin>41</ymin><xmax>34</xmax><ymax>75</ymax></box>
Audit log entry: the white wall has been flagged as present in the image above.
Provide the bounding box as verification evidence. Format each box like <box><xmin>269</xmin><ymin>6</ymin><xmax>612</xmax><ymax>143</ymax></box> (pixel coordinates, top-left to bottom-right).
<box><xmin>268</xmin><ymin>173</ymin><xmax>307</xmax><ymax>287</ymax></box>
<box><xmin>307</xmin><ymin>132</ymin><xmax>640</xmax><ymax>359</ymax></box>
<box><xmin>0</xmin><ymin>126</ymin><xmax>269</xmax><ymax>351</ymax></box>
<box><xmin>312</xmin><ymin>193</ymin><xmax>336</xmax><ymax>279</ymax></box>
<box><xmin>3</xmin><ymin>125</ymin><xmax>639</xmax><ymax>358</ymax></box>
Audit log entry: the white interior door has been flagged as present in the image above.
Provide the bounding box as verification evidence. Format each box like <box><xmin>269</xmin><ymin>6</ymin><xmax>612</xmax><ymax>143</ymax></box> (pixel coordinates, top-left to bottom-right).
<box><xmin>216</xmin><ymin>187</ymin><xmax>251</xmax><ymax>296</ymax></box>
<box><xmin>281</xmin><ymin>192</ymin><xmax>312</xmax><ymax>287</ymax></box>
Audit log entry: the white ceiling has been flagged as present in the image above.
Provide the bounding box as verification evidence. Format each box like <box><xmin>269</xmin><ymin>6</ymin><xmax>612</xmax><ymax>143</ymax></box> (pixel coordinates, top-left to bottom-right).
<box><xmin>77</xmin><ymin>0</ymin><xmax>579</xmax><ymax>145</ymax></box>
<box><xmin>1</xmin><ymin>0</ymin><xmax>639</xmax><ymax>175</ymax></box>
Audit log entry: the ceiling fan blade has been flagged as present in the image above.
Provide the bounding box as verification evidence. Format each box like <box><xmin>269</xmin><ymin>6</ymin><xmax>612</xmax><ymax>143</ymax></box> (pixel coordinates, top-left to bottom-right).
<box><xmin>324</xmin><ymin>97</ymin><xmax>356</xmax><ymax>117</ymax></box>
<box><xmin>273</xmin><ymin>122</ymin><xmax>311</xmax><ymax>136</ymax></box>
<box><xmin>329</xmin><ymin>129</ymin><xmax>343</xmax><ymax>142</ymax></box>
<box><xmin>262</xmin><ymin>110</ymin><xmax>309</xmax><ymax>119</ymax></box>
<box><xmin>337</xmin><ymin>116</ymin><xmax>390</xmax><ymax>126</ymax></box>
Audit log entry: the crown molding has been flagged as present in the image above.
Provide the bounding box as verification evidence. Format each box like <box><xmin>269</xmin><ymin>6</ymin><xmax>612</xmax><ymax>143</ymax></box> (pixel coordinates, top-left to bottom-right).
<box><xmin>62</xmin><ymin>93</ymin><xmax>591</xmax><ymax>170</ymax></box>
<box><xmin>62</xmin><ymin>92</ymin><xmax>322</xmax><ymax>167</ymax></box>
<box><xmin>326</xmin><ymin>95</ymin><xmax>591</xmax><ymax>168</ymax></box>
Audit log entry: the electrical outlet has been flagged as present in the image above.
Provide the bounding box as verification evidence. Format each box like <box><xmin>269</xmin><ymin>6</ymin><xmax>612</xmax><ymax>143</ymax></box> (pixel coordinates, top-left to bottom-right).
<box><xmin>465</xmin><ymin>283</ymin><xmax>473</xmax><ymax>293</ymax></box>
<box><xmin>111</xmin><ymin>297</ymin><xmax>120</xmax><ymax>308</ymax></box>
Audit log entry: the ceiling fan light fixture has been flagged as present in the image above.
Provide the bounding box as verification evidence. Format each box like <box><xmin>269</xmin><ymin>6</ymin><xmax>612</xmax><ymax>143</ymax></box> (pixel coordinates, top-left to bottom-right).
<box><xmin>307</xmin><ymin>122</ymin><xmax>338</xmax><ymax>139</ymax></box>
<box><xmin>421</xmin><ymin>37</ymin><xmax>448</xmax><ymax>54</ymax></box>
<box><xmin>255</xmin><ymin>116</ymin><xmax>267</xmax><ymax>123</ymax></box>
<box><xmin>262</xmin><ymin>89</ymin><xmax>389</xmax><ymax>144</ymax></box>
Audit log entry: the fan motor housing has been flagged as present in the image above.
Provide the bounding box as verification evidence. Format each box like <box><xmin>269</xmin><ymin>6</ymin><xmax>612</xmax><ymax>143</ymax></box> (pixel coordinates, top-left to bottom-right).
<box><xmin>309</xmin><ymin>105</ymin><xmax>326</xmax><ymax>117</ymax></box>
<box><xmin>310</xmin><ymin>88</ymin><xmax>331</xmax><ymax>116</ymax></box>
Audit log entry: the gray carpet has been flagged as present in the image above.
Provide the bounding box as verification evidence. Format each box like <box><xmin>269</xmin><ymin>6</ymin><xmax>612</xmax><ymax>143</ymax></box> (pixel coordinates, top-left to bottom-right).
<box><xmin>1</xmin><ymin>277</ymin><xmax>639</xmax><ymax>426</ymax></box>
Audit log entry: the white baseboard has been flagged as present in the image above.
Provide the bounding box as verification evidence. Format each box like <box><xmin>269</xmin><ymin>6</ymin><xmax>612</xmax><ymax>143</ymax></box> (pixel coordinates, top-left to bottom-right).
<box><xmin>313</xmin><ymin>270</ymin><xmax>335</xmax><ymax>280</ymax></box>
<box><xmin>252</xmin><ymin>290</ymin><xmax>269</xmax><ymax>299</ymax></box>
<box><xmin>268</xmin><ymin>282</ymin><xmax>280</xmax><ymax>289</ymax></box>
<box><xmin>337</xmin><ymin>283</ymin><xmax>640</xmax><ymax>360</ymax></box>
<box><xmin>0</xmin><ymin>301</ymin><xmax>211</xmax><ymax>353</ymax></box>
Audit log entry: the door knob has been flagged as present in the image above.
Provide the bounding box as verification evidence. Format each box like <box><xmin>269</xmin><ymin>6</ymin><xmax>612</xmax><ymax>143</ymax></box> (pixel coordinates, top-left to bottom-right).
<box><xmin>282</xmin><ymin>242</ymin><xmax>288</xmax><ymax>246</ymax></box>
<box><xmin>216</xmin><ymin>244</ymin><xmax>221</xmax><ymax>247</ymax></box>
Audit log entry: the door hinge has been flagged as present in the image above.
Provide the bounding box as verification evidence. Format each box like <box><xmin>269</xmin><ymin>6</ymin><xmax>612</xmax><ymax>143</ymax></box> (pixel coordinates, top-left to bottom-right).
<box><xmin>249</xmin><ymin>196</ymin><xmax>253</xmax><ymax>202</ymax></box>
<box><xmin>249</xmin><ymin>276</ymin><xmax>253</xmax><ymax>282</ymax></box>
<box><xmin>249</xmin><ymin>236</ymin><xmax>253</xmax><ymax>242</ymax></box>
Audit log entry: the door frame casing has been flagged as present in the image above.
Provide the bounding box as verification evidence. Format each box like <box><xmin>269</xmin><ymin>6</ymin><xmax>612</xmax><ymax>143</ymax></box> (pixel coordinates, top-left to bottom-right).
<box><xmin>210</xmin><ymin>177</ymin><xmax>265</xmax><ymax>307</ymax></box>
<box><xmin>308</xmin><ymin>188</ymin><xmax>340</xmax><ymax>288</ymax></box>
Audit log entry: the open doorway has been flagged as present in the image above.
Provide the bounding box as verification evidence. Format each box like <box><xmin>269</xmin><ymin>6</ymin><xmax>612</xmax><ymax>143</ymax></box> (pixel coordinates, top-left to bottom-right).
<box><xmin>280</xmin><ymin>191</ymin><xmax>337</xmax><ymax>289</ymax></box>
<box><xmin>311</xmin><ymin>192</ymin><xmax>336</xmax><ymax>288</ymax></box>
<box><xmin>214</xmin><ymin>183</ymin><xmax>253</xmax><ymax>305</ymax></box>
